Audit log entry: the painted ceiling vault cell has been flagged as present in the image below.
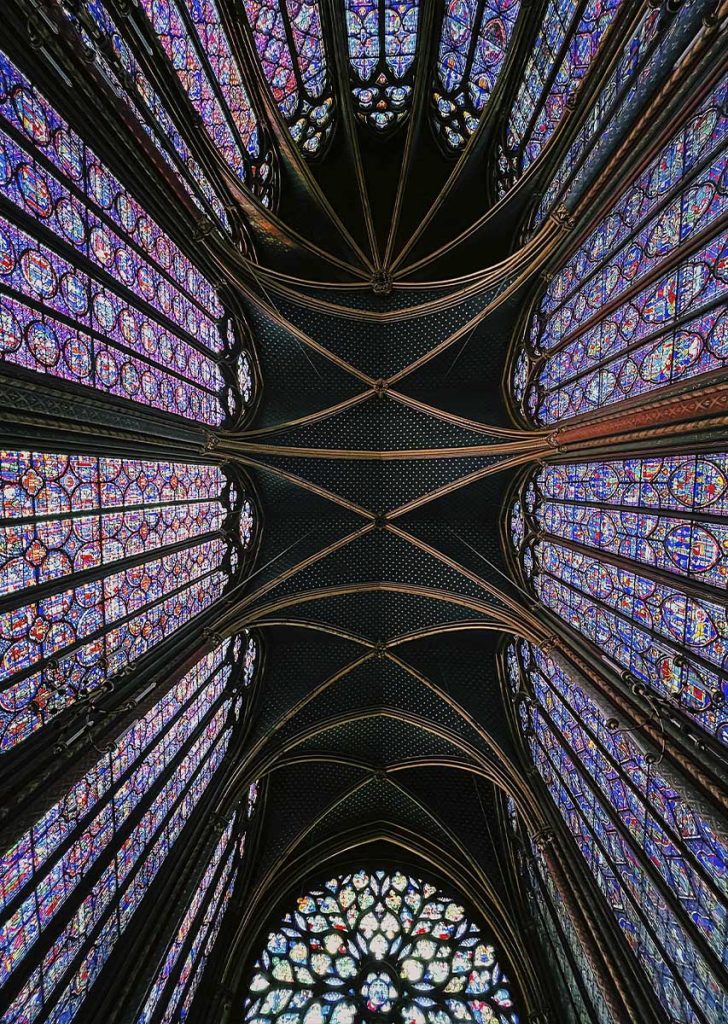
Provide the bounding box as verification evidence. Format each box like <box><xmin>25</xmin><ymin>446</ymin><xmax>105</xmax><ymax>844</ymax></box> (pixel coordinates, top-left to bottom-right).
<box><xmin>0</xmin><ymin>2</ymin><xmax>726</xmax><ymax>1023</ymax></box>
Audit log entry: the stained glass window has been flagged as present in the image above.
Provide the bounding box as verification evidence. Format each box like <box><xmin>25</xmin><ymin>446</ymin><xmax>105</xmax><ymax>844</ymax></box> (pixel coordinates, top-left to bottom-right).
<box><xmin>243</xmin><ymin>869</ymin><xmax>520</xmax><ymax>1023</ymax></box>
<box><xmin>495</xmin><ymin>0</ymin><xmax>624</xmax><ymax>198</ymax></box>
<box><xmin>529</xmin><ymin>0</ymin><xmax>710</xmax><ymax>230</ymax></box>
<box><xmin>60</xmin><ymin>1</ymin><xmax>246</xmax><ymax>227</ymax></box>
<box><xmin>512</xmin><ymin>79</ymin><xmax>727</xmax><ymax>423</ymax></box>
<box><xmin>0</xmin><ymin>51</ymin><xmax>255</xmax><ymax>423</ymax></box>
<box><xmin>345</xmin><ymin>0</ymin><xmax>420</xmax><ymax>130</ymax></box>
<box><xmin>505</xmin><ymin>640</ymin><xmax>728</xmax><ymax>1022</ymax></box>
<box><xmin>0</xmin><ymin>452</ymin><xmax>256</xmax><ymax>752</ymax></box>
<box><xmin>240</xmin><ymin>0</ymin><xmax>334</xmax><ymax>155</ymax></box>
<box><xmin>123</xmin><ymin>0</ymin><xmax>274</xmax><ymax>201</ymax></box>
<box><xmin>0</xmin><ymin>633</ymin><xmax>259</xmax><ymax>1023</ymax></box>
<box><xmin>139</xmin><ymin>769</ymin><xmax>262</xmax><ymax>1024</ymax></box>
<box><xmin>505</xmin><ymin>794</ymin><xmax>608</xmax><ymax>1024</ymax></box>
<box><xmin>433</xmin><ymin>0</ymin><xmax>520</xmax><ymax>151</ymax></box>
<box><xmin>510</xmin><ymin>454</ymin><xmax>728</xmax><ymax>745</ymax></box>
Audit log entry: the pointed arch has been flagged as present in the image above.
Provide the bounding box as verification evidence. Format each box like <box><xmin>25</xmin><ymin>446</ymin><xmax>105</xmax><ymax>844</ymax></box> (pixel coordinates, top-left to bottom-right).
<box><xmin>0</xmin><ymin>48</ymin><xmax>262</xmax><ymax>423</ymax></box>
<box><xmin>507</xmin><ymin>454</ymin><xmax>728</xmax><ymax>747</ymax></box>
<box><xmin>344</xmin><ymin>0</ymin><xmax>421</xmax><ymax>131</ymax></box>
<box><xmin>239</xmin><ymin>0</ymin><xmax>336</xmax><ymax>155</ymax></box>
<box><xmin>0</xmin><ymin>632</ymin><xmax>262</xmax><ymax>1024</ymax></box>
<box><xmin>432</xmin><ymin>0</ymin><xmax>522</xmax><ymax>152</ymax></box>
<box><xmin>494</xmin><ymin>0</ymin><xmax>626</xmax><ymax>199</ymax></box>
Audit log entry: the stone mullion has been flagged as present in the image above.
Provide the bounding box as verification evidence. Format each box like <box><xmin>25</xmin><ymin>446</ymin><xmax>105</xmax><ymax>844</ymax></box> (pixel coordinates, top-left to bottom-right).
<box><xmin>192</xmin><ymin>778</ymin><xmax>269</xmax><ymax>1024</ymax></box>
<box><xmin>9</xmin><ymin>0</ymin><xmax>223</xmax><ymax>278</ymax></box>
<box><xmin>0</xmin><ymin>693</ymin><xmax>234</xmax><ymax>1018</ymax></box>
<box><xmin>534</xmin><ymin>31</ymin><xmax>726</xmax><ymax>298</ymax></box>
<box><xmin>100</xmin><ymin>0</ymin><xmax>258</xmax><ymax>219</ymax></box>
<box><xmin>545</xmin><ymin>627</ymin><xmax>728</xmax><ymax>813</ymax></box>
<box><xmin>0</xmin><ymin>564</ymin><xmax>237</xmax><ymax>836</ymax></box>
<box><xmin>553</xmin><ymin>0</ymin><xmax>719</xmax><ymax>220</ymax></box>
<box><xmin>506</xmin><ymin>642</ymin><xmax>666</xmax><ymax>1023</ymax></box>
<box><xmin>534</xmin><ymin>524</ymin><xmax>728</xmax><ymax>609</ymax></box>
<box><xmin>525</xmin><ymin>854</ymin><xmax>603</xmax><ymax>1023</ymax></box>
<box><xmin>530</xmin><ymin>688</ymin><xmax>728</xmax><ymax>989</ymax></box>
<box><xmin>529</xmin><ymin>0</ymin><xmax>668</xmax><ymax>225</ymax></box>
<box><xmin>531</xmin><ymin>292</ymin><xmax>727</xmax><ymax>412</ymax></box>
<box><xmin>533</xmin><ymin>559</ymin><xmax>723</xmax><ymax>683</ymax></box>
<box><xmin>497</xmin><ymin>802</ymin><xmax>580</xmax><ymax>1024</ymax></box>
<box><xmin>528</xmin><ymin>574</ymin><xmax>728</xmax><ymax>797</ymax></box>
<box><xmin>108</xmin><ymin>771</ymin><xmax>242</xmax><ymax>1024</ymax></box>
<box><xmin>535</xmin><ymin>650</ymin><xmax>728</xmax><ymax>904</ymax></box>
<box><xmin>531</xmin><ymin>724</ymin><xmax>713</xmax><ymax>1023</ymax></box>
<box><xmin>538</xmin><ymin>829</ymin><xmax>664</xmax><ymax>1024</ymax></box>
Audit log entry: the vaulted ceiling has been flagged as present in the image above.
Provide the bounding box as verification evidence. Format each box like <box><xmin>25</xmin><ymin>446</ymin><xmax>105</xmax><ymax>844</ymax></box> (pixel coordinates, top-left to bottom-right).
<box><xmin>199</xmin><ymin>7</ymin><xmax>576</xmax><ymax>998</ymax></box>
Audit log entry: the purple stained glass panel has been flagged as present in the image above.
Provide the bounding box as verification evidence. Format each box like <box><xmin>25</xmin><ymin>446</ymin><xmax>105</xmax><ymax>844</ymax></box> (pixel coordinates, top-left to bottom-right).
<box><xmin>507</xmin><ymin>641</ymin><xmax>728</xmax><ymax>1021</ymax></box>
<box><xmin>434</xmin><ymin>0</ymin><xmax>520</xmax><ymax>150</ymax></box>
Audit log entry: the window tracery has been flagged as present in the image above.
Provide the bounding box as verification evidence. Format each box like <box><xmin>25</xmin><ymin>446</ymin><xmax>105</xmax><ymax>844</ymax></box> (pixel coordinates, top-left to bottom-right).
<box><xmin>345</xmin><ymin>0</ymin><xmax>420</xmax><ymax>131</ymax></box>
<box><xmin>505</xmin><ymin>798</ymin><xmax>609</xmax><ymax>1024</ymax></box>
<box><xmin>244</xmin><ymin>869</ymin><xmax>519</xmax><ymax>1024</ymax></box>
<box><xmin>240</xmin><ymin>0</ymin><xmax>334</xmax><ymax>155</ymax></box>
<box><xmin>433</xmin><ymin>0</ymin><xmax>520</xmax><ymax>151</ymax></box>
<box><xmin>0</xmin><ymin>50</ymin><xmax>257</xmax><ymax>424</ymax></box>
<box><xmin>495</xmin><ymin>0</ymin><xmax>625</xmax><ymax>198</ymax></box>
<box><xmin>528</xmin><ymin>0</ymin><xmax>711</xmax><ymax>230</ymax></box>
<box><xmin>0</xmin><ymin>634</ymin><xmax>259</xmax><ymax>1024</ymax></box>
<box><xmin>511</xmin><ymin>77</ymin><xmax>727</xmax><ymax>424</ymax></box>
<box><xmin>0</xmin><ymin>452</ymin><xmax>256</xmax><ymax>752</ymax></box>
<box><xmin>139</xmin><ymin>778</ymin><xmax>261</xmax><ymax>1023</ymax></box>
<box><xmin>113</xmin><ymin>0</ymin><xmax>274</xmax><ymax>202</ymax></box>
<box><xmin>504</xmin><ymin>639</ymin><xmax>728</xmax><ymax>1022</ymax></box>
<box><xmin>509</xmin><ymin>455</ymin><xmax>728</xmax><ymax>745</ymax></box>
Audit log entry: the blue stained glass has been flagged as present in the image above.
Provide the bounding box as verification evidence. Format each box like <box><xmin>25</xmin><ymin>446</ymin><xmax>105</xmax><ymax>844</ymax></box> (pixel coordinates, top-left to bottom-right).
<box><xmin>131</xmin><ymin>0</ymin><xmax>273</xmax><ymax>195</ymax></box>
<box><xmin>4</xmin><ymin>707</ymin><xmax>233</xmax><ymax>1024</ymax></box>
<box><xmin>172</xmin><ymin>842</ymin><xmax>238</xmax><ymax>1022</ymax></box>
<box><xmin>434</xmin><ymin>0</ymin><xmax>520</xmax><ymax>150</ymax></box>
<box><xmin>71</xmin><ymin>1</ymin><xmax>235</xmax><ymax>225</ymax></box>
<box><xmin>241</xmin><ymin>0</ymin><xmax>334</xmax><ymax>154</ymax></box>
<box><xmin>506</xmin><ymin>641</ymin><xmax>728</xmax><ymax>1021</ymax></box>
<box><xmin>0</xmin><ymin>51</ymin><xmax>262</xmax><ymax>424</ymax></box>
<box><xmin>0</xmin><ymin>453</ymin><xmax>255</xmax><ymax>752</ymax></box>
<box><xmin>497</xmin><ymin>0</ymin><xmax>623</xmax><ymax>195</ymax></box>
<box><xmin>512</xmin><ymin>453</ymin><xmax>728</xmax><ymax>744</ymax></box>
<box><xmin>514</xmin><ymin>79</ymin><xmax>727</xmax><ymax>424</ymax></box>
<box><xmin>138</xmin><ymin>816</ymin><xmax>236</xmax><ymax>1023</ymax></box>
<box><xmin>243</xmin><ymin>870</ymin><xmax>520</xmax><ymax>1024</ymax></box>
<box><xmin>0</xmin><ymin>650</ymin><xmax>232</xmax><ymax>989</ymax></box>
<box><xmin>346</xmin><ymin>0</ymin><xmax>420</xmax><ymax>130</ymax></box>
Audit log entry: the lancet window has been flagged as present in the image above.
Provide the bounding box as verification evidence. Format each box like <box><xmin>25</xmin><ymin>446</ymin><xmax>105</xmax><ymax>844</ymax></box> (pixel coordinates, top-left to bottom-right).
<box><xmin>0</xmin><ymin>50</ymin><xmax>257</xmax><ymax>424</ymax></box>
<box><xmin>511</xmin><ymin>77</ymin><xmax>727</xmax><ymax>424</ymax></box>
<box><xmin>345</xmin><ymin>0</ymin><xmax>420</xmax><ymax>131</ymax></box>
<box><xmin>433</xmin><ymin>0</ymin><xmax>520</xmax><ymax>151</ymax></box>
<box><xmin>0</xmin><ymin>636</ymin><xmax>258</xmax><ymax>1024</ymax></box>
<box><xmin>530</xmin><ymin>0</ymin><xmax>713</xmax><ymax>230</ymax></box>
<box><xmin>96</xmin><ymin>0</ymin><xmax>274</xmax><ymax>202</ymax></box>
<box><xmin>58</xmin><ymin>0</ymin><xmax>273</xmax><ymax>224</ymax></box>
<box><xmin>505</xmin><ymin>640</ymin><xmax>728</xmax><ymax>1022</ymax></box>
<box><xmin>240</xmin><ymin>0</ymin><xmax>334</xmax><ymax>155</ymax></box>
<box><xmin>495</xmin><ymin>0</ymin><xmax>624</xmax><ymax>198</ymax></box>
<box><xmin>505</xmin><ymin>798</ymin><xmax>610</xmax><ymax>1024</ymax></box>
<box><xmin>509</xmin><ymin>455</ymin><xmax>728</xmax><ymax>745</ymax></box>
<box><xmin>138</xmin><ymin>778</ymin><xmax>261</xmax><ymax>1023</ymax></box>
<box><xmin>244</xmin><ymin>869</ymin><xmax>519</xmax><ymax>1024</ymax></box>
<box><xmin>0</xmin><ymin>452</ymin><xmax>256</xmax><ymax>753</ymax></box>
